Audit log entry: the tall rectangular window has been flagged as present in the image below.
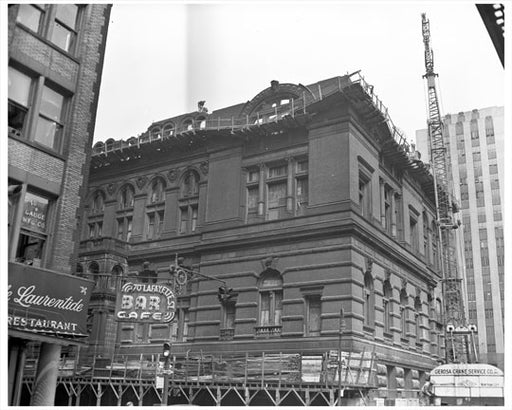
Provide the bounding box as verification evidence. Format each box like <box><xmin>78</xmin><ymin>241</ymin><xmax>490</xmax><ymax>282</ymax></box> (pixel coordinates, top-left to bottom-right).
<box><xmin>410</xmin><ymin>214</ymin><xmax>419</xmax><ymax>253</ymax></box>
<box><xmin>50</xmin><ymin>4</ymin><xmax>80</xmax><ymax>53</ymax></box>
<box><xmin>306</xmin><ymin>296</ymin><xmax>321</xmax><ymax>337</ymax></box>
<box><xmin>359</xmin><ymin>173</ymin><xmax>371</xmax><ymax>219</ymax></box>
<box><xmin>8</xmin><ymin>67</ymin><xmax>33</xmax><ymax>137</ymax></box>
<box><xmin>267</xmin><ymin>182</ymin><xmax>287</xmax><ymax>220</ymax></box>
<box><xmin>179</xmin><ymin>206</ymin><xmax>198</xmax><ymax>234</ymax></box>
<box><xmin>260</xmin><ymin>291</ymin><xmax>283</xmax><ymax>326</ymax></box>
<box><xmin>296</xmin><ymin>178</ymin><xmax>308</xmax><ymax>208</ymax></box>
<box><xmin>382</xmin><ymin>185</ymin><xmax>393</xmax><ymax>234</ymax></box>
<box><xmin>34</xmin><ymin>85</ymin><xmax>65</xmax><ymax>150</ymax></box>
<box><xmin>16</xmin><ymin>191</ymin><xmax>51</xmax><ymax>265</ymax></box>
<box><xmin>16</xmin><ymin>4</ymin><xmax>45</xmax><ymax>33</ymax></box>
<box><xmin>147</xmin><ymin>213</ymin><xmax>155</xmax><ymax>239</ymax></box>
<box><xmin>180</xmin><ymin>207</ymin><xmax>188</xmax><ymax>233</ymax></box>
<box><xmin>117</xmin><ymin>217</ymin><xmax>132</xmax><ymax>242</ymax></box>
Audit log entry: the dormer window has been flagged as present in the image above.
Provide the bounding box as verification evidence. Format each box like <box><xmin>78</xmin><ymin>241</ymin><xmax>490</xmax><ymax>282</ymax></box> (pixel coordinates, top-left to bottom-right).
<box><xmin>150</xmin><ymin>127</ymin><xmax>161</xmax><ymax>140</ymax></box>
<box><xmin>163</xmin><ymin>123</ymin><xmax>174</xmax><ymax>138</ymax></box>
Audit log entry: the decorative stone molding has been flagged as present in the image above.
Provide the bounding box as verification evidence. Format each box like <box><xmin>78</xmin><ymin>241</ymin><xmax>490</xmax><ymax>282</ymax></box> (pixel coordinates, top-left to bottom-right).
<box><xmin>136</xmin><ymin>176</ymin><xmax>147</xmax><ymax>190</ymax></box>
<box><xmin>200</xmin><ymin>161</ymin><xmax>209</xmax><ymax>175</ymax></box>
<box><xmin>261</xmin><ymin>256</ymin><xmax>279</xmax><ymax>271</ymax></box>
<box><xmin>167</xmin><ymin>169</ymin><xmax>178</xmax><ymax>182</ymax></box>
<box><xmin>106</xmin><ymin>183</ymin><xmax>116</xmax><ymax>196</ymax></box>
<box><xmin>401</xmin><ymin>277</ymin><xmax>408</xmax><ymax>290</ymax></box>
<box><xmin>365</xmin><ymin>256</ymin><xmax>374</xmax><ymax>274</ymax></box>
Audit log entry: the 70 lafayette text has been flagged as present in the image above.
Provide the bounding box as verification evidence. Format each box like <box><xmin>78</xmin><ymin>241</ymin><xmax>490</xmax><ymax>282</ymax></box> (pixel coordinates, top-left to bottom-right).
<box><xmin>116</xmin><ymin>285</ymin><xmax>176</xmax><ymax>322</ymax></box>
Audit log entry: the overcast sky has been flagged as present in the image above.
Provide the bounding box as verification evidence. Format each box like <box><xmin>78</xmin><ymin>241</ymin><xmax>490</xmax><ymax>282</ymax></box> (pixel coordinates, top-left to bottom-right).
<box><xmin>91</xmin><ymin>1</ymin><xmax>505</xmax><ymax>145</ymax></box>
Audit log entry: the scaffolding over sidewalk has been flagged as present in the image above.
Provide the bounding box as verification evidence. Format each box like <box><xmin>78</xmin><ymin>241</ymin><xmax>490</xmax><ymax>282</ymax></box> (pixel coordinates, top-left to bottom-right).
<box><xmin>22</xmin><ymin>349</ymin><xmax>378</xmax><ymax>406</ymax></box>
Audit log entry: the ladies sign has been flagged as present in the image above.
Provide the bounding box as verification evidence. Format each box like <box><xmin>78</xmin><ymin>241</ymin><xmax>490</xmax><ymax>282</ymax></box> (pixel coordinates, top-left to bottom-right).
<box><xmin>115</xmin><ymin>282</ymin><xmax>176</xmax><ymax>323</ymax></box>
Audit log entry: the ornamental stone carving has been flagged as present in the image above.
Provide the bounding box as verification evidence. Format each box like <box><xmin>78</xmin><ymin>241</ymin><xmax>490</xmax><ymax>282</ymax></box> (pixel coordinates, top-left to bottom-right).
<box><xmin>261</xmin><ymin>256</ymin><xmax>279</xmax><ymax>271</ymax></box>
<box><xmin>107</xmin><ymin>183</ymin><xmax>116</xmax><ymax>196</ymax></box>
<box><xmin>200</xmin><ymin>161</ymin><xmax>209</xmax><ymax>175</ymax></box>
<box><xmin>136</xmin><ymin>176</ymin><xmax>147</xmax><ymax>190</ymax></box>
<box><xmin>167</xmin><ymin>169</ymin><xmax>178</xmax><ymax>182</ymax></box>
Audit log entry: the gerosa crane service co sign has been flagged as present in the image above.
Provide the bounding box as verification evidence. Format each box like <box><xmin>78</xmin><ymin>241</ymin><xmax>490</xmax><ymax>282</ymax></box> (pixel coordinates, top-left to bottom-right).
<box><xmin>115</xmin><ymin>282</ymin><xmax>176</xmax><ymax>323</ymax></box>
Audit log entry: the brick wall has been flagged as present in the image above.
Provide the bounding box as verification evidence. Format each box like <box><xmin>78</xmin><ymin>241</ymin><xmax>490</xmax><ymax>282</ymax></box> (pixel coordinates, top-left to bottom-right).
<box><xmin>48</xmin><ymin>4</ymin><xmax>112</xmax><ymax>274</ymax></box>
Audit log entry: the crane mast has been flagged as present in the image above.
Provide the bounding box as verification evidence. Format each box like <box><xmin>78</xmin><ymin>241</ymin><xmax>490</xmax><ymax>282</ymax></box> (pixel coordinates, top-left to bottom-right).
<box><xmin>421</xmin><ymin>13</ymin><xmax>475</xmax><ymax>364</ymax></box>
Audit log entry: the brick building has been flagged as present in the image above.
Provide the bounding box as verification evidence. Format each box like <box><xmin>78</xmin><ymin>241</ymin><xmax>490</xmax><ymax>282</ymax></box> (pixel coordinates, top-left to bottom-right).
<box><xmin>7</xmin><ymin>4</ymin><xmax>111</xmax><ymax>406</ymax></box>
<box><xmin>74</xmin><ymin>72</ymin><xmax>448</xmax><ymax>405</ymax></box>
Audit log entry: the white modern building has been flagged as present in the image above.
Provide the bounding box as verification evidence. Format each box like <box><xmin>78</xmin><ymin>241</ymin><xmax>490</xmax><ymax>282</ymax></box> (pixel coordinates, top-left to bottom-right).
<box><xmin>416</xmin><ymin>106</ymin><xmax>504</xmax><ymax>369</ymax></box>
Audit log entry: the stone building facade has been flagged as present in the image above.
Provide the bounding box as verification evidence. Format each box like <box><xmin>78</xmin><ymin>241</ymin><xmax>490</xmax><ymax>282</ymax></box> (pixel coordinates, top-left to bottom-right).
<box><xmin>7</xmin><ymin>3</ymin><xmax>111</xmax><ymax>406</ymax></box>
<box><xmin>80</xmin><ymin>73</ymin><xmax>446</xmax><ymax>400</ymax></box>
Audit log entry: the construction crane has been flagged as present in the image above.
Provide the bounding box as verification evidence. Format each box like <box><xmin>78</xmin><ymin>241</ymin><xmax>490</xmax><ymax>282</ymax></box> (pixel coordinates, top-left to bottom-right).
<box><xmin>421</xmin><ymin>13</ymin><xmax>477</xmax><ymax>364</ymax></box>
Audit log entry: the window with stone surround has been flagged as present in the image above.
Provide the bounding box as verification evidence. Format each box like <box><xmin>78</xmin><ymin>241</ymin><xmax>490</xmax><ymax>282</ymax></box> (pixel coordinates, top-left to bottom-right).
<box><xmin>359</xmin><ymin>171</ymin><xmax>372</xmax><ymax>219</ymax></box>
<box><xmin>244</xmin><ymin>156</ymin><xmax>308</xmax><ymax>223</ymax></box>
<box><xmin>257</xmin><ymin>269</ymin><xmax>283</xmax><ymax>337</ymax></box>
<box><xmin>363</xmin><ymin>271</ymin><xmax>375</xmax><ymax>329</ymax></box>
<box><xmin>305</xmin><ymin>295</ymin><xmax>321</xmax><ymax>337</ymax></box>
<box><xmin>146</xmin><ymin>177</ymin><xmax>166</xmax><ymax>240</ymax></box>
<box><xmin>409</xmin><ymin>209</ymin><xmax>419</xmax><ymax>253</ymax></box>
<box><xmin>178</xmin><ymin>170</ymin><xmax>200</xmax><ymax>234</ymax></box>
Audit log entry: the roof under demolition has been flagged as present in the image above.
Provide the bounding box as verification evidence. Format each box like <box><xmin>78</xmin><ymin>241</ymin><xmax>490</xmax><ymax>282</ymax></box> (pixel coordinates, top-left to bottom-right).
<box><xmin>90</xmin><ymin>71</ymin><xmax>436</xmax><ymax>202</ymax></box>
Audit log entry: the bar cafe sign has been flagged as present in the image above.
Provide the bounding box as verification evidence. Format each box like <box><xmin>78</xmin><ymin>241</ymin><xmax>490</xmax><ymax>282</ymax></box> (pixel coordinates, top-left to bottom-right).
<box><xmin>115</xmin><ymin>282</ymin><xmax>176</xmax><ymax>323</ymax></box>
<box><xmin>8</xmin><ymin>262</ymin><xmax>93</xmax><ymax>338</ymax></box>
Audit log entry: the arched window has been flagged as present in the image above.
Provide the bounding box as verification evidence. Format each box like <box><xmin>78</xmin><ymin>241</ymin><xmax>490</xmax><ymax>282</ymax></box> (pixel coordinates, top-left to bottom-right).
<box><xmin>149</xmin><ymin>177</ymin><xmax>165</xmax><ymax>204</ymax></box>
<box><xmin>163</xmin><ymin>123</ymin><xmax>174</xmax><ymax>138</ymax></box>
<box><xmin>363</xmin><ymin>271</ymin><xmax>375</xmax><ymax>328</ymax></box>
<box><xmin>76</xmin><ymin>263</ymin><xmax>84</xmax><ymax>277</ymax></box>
<box><xmin>257</xmin><ymin>269</ymin><xmax>283</xmax><ymax>337</ymax></box>
<box><xmin>400</xmin><ymin>288</ymin><xmax>408</xmax><ymax>339</ymax></box>
<box><xmin>88</xmin><ymin>261</ymin><xmax>101</xmax><ymax>288</ymax></box>
<box><xmin>383</xmin><ymin>280</ymin><xmax>393</xmax><ymax>334</ymax></box>
<box><xmin>119</xmin><ymin>184</ymin><xmax>134</xmax><ymax>209</ymax></box>
<box><xmin>182</xmin><ymin>118</ymin><xmax>193</xmax><ymax>131</ymax></box>
<box><xmin>91</xmin><ymin>190</ymin><xmax>105</xmax><ymax>214</ymax></box>
<box><xmin>105</xmin><ymin>138</ymin><xmax>115</xmax><ymax>151</ymax></box>
<box><xmin>109</xmin><ymin>265</ymin><xmax>123</xmax><ymax>290</ymax></box>
<box><xmin>150</xmin><ymin>126</ymin><xmax>161</xmax><ymax>140</ymax></box>
<box><xmin>180</xmin><ymin>170</ymin><xmax>199</xmax><ymax>198</ymax></box>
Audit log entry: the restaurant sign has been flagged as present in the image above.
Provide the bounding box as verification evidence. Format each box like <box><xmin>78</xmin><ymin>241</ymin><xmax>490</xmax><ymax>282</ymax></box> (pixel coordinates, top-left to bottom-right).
<box><xmin>8</xmin><ymin>262</ymin><xmax>93</xmax><ymax>338</ymax></box>
<box><xmin>115</xmin><ymin>282</ymin><xmax>176</xmax><ymax>323</ymax></box>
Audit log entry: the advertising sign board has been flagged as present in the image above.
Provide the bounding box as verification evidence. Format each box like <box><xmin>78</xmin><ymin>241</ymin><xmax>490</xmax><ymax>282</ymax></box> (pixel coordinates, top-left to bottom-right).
<box><xmin>115</xmin><ymin>281</ymin><xmax>176</xmax><ymax>323</ymax></box>
<box><xmin>8</xmin><ymin>262</ymin><xmax>93</xmax><ymax>337</ymax></box>
<box><xmin>430</xmin><ymin>363</ymin><xmax>504</xmax><ymax>398</ymax></box>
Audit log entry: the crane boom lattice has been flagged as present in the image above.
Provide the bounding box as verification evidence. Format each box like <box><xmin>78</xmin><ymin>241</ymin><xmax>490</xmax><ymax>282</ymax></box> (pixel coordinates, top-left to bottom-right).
<box><xmin>421</xmin><ymin>13</ymin><xmax>473</xmax><ymax>364</ymax></box>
